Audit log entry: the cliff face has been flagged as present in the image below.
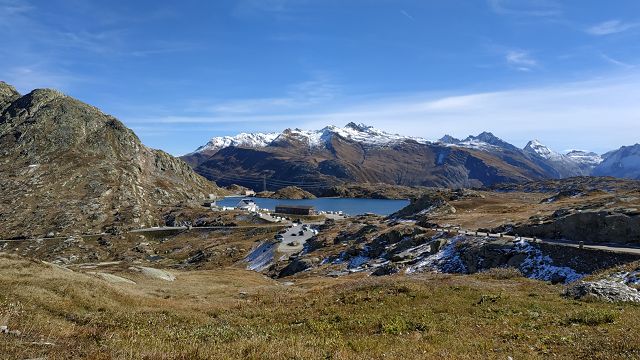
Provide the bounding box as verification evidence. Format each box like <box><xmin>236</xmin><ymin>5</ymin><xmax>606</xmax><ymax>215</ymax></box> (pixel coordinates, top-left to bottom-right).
<box><xmin>0</xmin><ymin>83</ymin><xmax>222</xmax><ymax>238</ymax></box>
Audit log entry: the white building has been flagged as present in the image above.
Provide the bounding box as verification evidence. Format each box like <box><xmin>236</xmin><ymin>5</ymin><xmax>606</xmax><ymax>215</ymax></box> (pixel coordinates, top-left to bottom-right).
<box><xmin>236</xmin><ymin>198</ymin><xmax>259</xmax><ymax>212</ymax></box>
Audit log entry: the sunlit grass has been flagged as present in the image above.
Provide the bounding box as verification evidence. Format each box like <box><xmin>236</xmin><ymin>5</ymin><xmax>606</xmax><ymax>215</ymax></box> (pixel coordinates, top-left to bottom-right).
<box><xmin>2</xmin><ymin>253</ymin><xmax>640</xmax><ymax>359</ymax></box>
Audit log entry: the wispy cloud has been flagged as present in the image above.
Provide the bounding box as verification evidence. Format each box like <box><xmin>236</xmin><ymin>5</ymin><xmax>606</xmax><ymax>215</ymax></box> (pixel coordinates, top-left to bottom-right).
<box><xmin>234</xmin><ymin>0</ymin><xmax>302</xmax><ymax>20</ymax></box>
<box><xmin>400</xmin><ymin>10</ymin><xmax>415</xmax><ymax>21</ymax></box>
<box><xmin>0</xmin><ymin>0</ymin><xmax>31</xmax><ymax>16</ymax></box>
<box><xmin>189</xmin><ymin>74</ymin><xmax>341</xmax><ymax>115</ymax></box>
<box><xmin>600</xmin><ymin>53</ymin><xmax>635</xmax><ymax>69</ymax></box>
<box><xmin>488</xmin><ymin>0</ymin><xmax>562</xmax><ymax>17</ymax></box>
<box><xmin>124</xmin><ymin>72</ymin><xmax>640</xmax><ymax>154</ymax></box>
<box><xmin>2</xmin><ymin>65</ymin><xmax>83</xmax><ymax>93</ymax></box>
<box><xmin>505</xmin><ymin>50</ymin><xmax>538</xmax><ymax>71</ymax></box>
<box><xmin>586</xmin><ymin>20</ymin><xmax>639</xmax><ymax>35</ymax></box>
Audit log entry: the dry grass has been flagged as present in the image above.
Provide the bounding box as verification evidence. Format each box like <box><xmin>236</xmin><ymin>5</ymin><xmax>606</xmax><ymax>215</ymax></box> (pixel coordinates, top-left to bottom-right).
<box><xmin>2</xmin><ymin>253</ymin><xmax>640</xmax><ymax>359</ymax></box>
<box><xmin>479</xmin><ymin>267</ymin><xmax>524</xmax><ymax>280</ymax></box>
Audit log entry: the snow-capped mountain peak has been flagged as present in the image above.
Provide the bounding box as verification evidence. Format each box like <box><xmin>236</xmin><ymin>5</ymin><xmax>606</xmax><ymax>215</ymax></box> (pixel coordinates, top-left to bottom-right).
<box><xmin>446</xmin><ymin>131</ymin><xmax>520</xmax><ymax>152</ymax></box>
<box><xmin>593</xmin><ymin>144</ymin><xmax>640</xmax><ymax>179</ymax></box>
<box><xmin>438</xmin><ymin>134</ymin><xmax>461</xmax><ymax>144</ymax></box>
<box><xmin>192</xmin><ymin>132</ymin><xmax>279</xmax><ymax>154</ymax></box>
<box><xmin>524</xmin><ymin>139</ymin><xmax>562</xmax><ymax>160</ymax></box>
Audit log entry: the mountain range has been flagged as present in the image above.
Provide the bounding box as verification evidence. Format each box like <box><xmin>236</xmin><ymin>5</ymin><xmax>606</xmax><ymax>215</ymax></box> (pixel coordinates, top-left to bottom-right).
<box><xmin>183</xmin><ymin>122</ymin><xmax>639</xmax><ymax>192</ymax></box>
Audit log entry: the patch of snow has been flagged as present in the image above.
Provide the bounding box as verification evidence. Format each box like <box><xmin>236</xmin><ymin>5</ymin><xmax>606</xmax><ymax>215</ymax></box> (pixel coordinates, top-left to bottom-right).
<box><xmin>245</xmin><ymin>241</ymin><xmax>277</xmax><ymax>271</ymax></box>
<box><xmin>348</xmin><ymin>255</ymin><xmax>370</xmax><ymax>269</ymax></box>
<box><xmin>447</xmin><ymin>139</ymin><xmax>503</xmax><ymax>152</ymax></box>
<box><xmin>611</xmin><ymin>270</ymin><xmax>640</xmax><ymax>286</ymax></box>
<box><xmin>406</xmin><ymin>235</ymin><xmax>467</xmax><ymax>274</ymax></box>
<box><xmin>565</xmin><ymin>150</ymin><xmax>603</xmax><ymax>167</ymax></box>
<box><xmin>514</xmin><ymin>239</ymin><xmax>584</xmax><ymax>284</ymax></box>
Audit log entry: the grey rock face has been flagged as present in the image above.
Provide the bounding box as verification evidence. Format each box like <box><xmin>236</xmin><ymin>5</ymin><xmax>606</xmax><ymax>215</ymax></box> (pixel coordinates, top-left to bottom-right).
<box><xmin>565</xmin><ymin>280</ymin><xmax>640</xmax><ymax>303</ymax></box>
<box><xmin>278</xmin><ymin>257</ymin><xmax>314</xmax><ymax>277</ymax></box>
<box><xmin>0</xmin><ymin>82</ymin><xmax>20</xmax><ymax>111</ymax></box>
<box><xmin>515</xmin><ymin>210</ymin><xmax>640</xmax><ymax>244</ymax></box>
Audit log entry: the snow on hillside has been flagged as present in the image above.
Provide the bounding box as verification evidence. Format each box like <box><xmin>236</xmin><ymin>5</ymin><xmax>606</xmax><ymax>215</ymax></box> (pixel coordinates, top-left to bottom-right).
<box><xmin>593</xmin><ymin>144</ymin><xmax>640</xmax><ymax>179</ymax></box>
<box><xmin>565</xmin><ymin>150</ymin><xmax>603</xmax><ymax>167</ymax></box>
<box><xmin>192</xmin><ymin>132</ymin><xmax>280</xmax><ymax>153</ymax></box>
<box><xmin>439</xmin><ymin>131</ymin><xmax>521</xmax><ymax>152</ymax></box>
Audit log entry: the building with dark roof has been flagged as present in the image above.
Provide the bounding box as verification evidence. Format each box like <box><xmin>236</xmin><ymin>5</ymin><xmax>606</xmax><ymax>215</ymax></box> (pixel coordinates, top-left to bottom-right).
<box><xmin>275</xmin><ymin>204</ymin><xmax>315</xmax><ymax>216</ymax></box>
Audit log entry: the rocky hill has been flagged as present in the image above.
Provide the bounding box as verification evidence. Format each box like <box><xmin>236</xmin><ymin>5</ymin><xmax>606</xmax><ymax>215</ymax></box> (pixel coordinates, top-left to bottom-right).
<box><xmin>0</xmin><ymin>82</ymin><xmax>222</xmax><ymax>238</ymax></box>
<box><xmin>266</xmin><ymin>186</ymin><xmax>316</xmax><ymax>199</ymax></box>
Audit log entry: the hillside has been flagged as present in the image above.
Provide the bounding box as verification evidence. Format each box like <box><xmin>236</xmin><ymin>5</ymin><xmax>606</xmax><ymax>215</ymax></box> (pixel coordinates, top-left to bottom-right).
<box><xmin>0</xmin><ymin>82</ymin><xmax>222</xmax><ymax>239</ymax></box>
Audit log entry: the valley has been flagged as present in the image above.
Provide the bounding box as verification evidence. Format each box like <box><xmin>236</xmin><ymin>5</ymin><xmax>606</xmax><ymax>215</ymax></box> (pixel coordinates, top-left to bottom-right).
<box><xmin>3</xmin><ymin>2</ymin><xmax>639</xmax><ymax>358</ymax></box>
<box><xmin>1</xmin><ymin>82</ymin><xmax>640</xmax><ymax>359</ymax></box>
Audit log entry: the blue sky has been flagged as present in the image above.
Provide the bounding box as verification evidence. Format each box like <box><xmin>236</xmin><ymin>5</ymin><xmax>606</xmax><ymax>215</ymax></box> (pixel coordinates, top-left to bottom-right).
<box><xmin>1</xmin><ymin>0</ymin><xmax>639</xmax><ymax>155</ymax></box>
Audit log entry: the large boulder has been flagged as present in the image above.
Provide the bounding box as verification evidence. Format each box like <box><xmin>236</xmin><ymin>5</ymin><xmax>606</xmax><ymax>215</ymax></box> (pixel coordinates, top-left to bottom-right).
<box><xmin>565</xmin><ymin>280</ymin><xmax>640</xmax><ymax>303</ymax></box>
<box><xmin>278</xmin><ymin>257</ymin><xmax>315</xmax><ymax>277</ymax></box>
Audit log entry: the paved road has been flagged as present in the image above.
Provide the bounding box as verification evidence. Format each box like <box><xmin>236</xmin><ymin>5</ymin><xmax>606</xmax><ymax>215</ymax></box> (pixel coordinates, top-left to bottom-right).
<box><xmin>0</xmin><ymin>233</ymin><xmax>107</xmax><ymax>243</ymax></box>
<box><xmin>0</xmin><ymin>224</ymin><xmax>287</xmax><ymax>242</ymax></box>
<box><xmin>130</xmin><ymin>224</ymin><xmax>287</xmax><ymax>233</ymax></box>
<box><xmin>428</xmin><ymin>227</ymin><xmax>640</xmax><ymax>256</ymax></box>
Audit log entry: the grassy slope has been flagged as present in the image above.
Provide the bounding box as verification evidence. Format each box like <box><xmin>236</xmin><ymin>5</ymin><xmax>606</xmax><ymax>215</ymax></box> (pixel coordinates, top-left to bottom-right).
<box><xmin>2</xmin><ymin>254</ymin><xmax>640</xmax><ymax>359</ymax></box>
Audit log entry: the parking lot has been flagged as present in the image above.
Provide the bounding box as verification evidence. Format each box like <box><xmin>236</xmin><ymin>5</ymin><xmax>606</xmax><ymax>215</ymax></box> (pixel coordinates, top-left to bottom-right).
<box><xmin>275</xmin><ymin>223</ymin><xmax>317</xmax><ymax>254</ymax></box>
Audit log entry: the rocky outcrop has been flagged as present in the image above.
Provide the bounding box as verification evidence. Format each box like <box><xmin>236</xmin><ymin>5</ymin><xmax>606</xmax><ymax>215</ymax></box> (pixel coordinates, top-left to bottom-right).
<box><xmin>226</xmin><ymin>184</ymin><xmax>252</xmax><ymax>195</ymax></box>
<box><xmin>565</xmin><ymin>280</ymin><xmax>640</xmax><ymax>303</ymax></box>
<box><xmin>267</xmin><ymin>186</ymin><xmax>316</xmax><ymax>199</ymax></box>
<box><xmin>0</xmin><ymin>82</ymin><xmax>20</xmax><ymax>112</ymax></box>
<box><xmin>390</xmin><ymin>192</ymin><xmax>456</xmax><ymax>223</ymax></box>
<box><xmin>278</xmin><ymin>257</ymin><xmax>315</xmax><ymax>277</ymax></box>
<box><xmin>317</xmin><ymin>183</ymin><xmax>428</xmax><ymax>200</ymax></box>
<box><xmin>0</xmin><ymin>84</ymin><xmax>222</xmax><ymax>238</ymax></box>
<box><xmin>514</xmin><ymin>209</ymin><xmax>640</xmax><ymax>244</ymax></box>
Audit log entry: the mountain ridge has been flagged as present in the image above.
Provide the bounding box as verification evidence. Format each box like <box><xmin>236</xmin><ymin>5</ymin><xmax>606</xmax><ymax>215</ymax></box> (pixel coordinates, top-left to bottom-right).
<box><xmin>183</xmin><ymin>123</ymin><xmax>639</xmax><ymax>190</ymax></box>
